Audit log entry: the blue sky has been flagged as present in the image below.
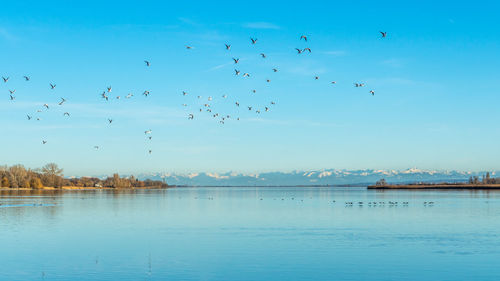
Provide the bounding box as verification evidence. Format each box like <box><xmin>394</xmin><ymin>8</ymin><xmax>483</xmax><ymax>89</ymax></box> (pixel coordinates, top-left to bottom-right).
<box><xmin>1</xmin><ymin>0</ymin><xmax>500</xmax><ymax>175</ymax></box>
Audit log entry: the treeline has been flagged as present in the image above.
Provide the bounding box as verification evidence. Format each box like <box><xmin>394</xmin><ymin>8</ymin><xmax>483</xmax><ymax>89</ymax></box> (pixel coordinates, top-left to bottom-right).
<box><xmin>0</xmin><ymin>163</ymin><xmax>167</xmax><ymax>189</ymax></box>
<box><xmin>468</xmin><ymin>172</ymin><xmax>500</xmax><ymax>184</ymax></box>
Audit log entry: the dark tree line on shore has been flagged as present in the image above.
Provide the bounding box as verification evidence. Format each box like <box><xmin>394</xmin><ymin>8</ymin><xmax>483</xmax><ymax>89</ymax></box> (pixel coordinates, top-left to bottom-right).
<box><xmin>0</xmin><ymin>163</ymin><xmax>167</xmax><ymax>189</ymax></box>
<box><xmin>469</xmin><ymin>172</ymin><xmax>500</xmax><ymax>184</ymax></box>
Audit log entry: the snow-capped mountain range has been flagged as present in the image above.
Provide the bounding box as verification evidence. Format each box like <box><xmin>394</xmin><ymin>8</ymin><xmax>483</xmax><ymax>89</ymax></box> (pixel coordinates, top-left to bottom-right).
<box><xmin>132</xmin><ymin>168</ymin><xmax>497</xmax><ymax>186</ymax></box>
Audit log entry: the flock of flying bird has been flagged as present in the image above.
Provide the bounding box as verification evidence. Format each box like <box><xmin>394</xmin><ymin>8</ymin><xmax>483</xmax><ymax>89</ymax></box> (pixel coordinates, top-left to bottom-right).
<box><xmin>6</xmin><ymin>31</ymin><xmax>387</xmax><ymax>153</ymax></box>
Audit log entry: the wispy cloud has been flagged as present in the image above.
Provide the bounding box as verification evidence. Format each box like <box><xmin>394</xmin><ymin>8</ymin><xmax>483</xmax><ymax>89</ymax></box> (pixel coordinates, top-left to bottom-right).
<box><xmin>322</xmin><ymin>50</ymin><xmax>347</xmax><ymax>56</ymax></box>
<box><xmin>242</xmin><ymin>22</ymin><xmax>280</xmax><ymax>30</ymax></box>
<box><xmin>381</xmin><ymin>58</ymin><xmax>405</xmax><ymax>68</ymax></box>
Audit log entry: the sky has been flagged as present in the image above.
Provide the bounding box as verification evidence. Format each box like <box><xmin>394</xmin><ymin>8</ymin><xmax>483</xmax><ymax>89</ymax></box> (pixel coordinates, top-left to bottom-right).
<box><xmin>1</xmin><ymin>0</ymin><xmax>500</xmax><ymax>176</ymax></box>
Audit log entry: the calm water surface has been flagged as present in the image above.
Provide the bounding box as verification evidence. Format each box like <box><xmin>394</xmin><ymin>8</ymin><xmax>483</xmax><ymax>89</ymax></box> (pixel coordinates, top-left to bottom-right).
<box><xmin>1</xmin><ymin>187</ymin><xmax>500</xmax><ymax>281</ymax></box>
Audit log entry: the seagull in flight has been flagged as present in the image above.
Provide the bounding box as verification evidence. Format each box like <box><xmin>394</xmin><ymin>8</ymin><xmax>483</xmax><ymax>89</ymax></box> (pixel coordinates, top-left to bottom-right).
<box><xmin>234</xmin><ymin>69</ymin><xmax>241</xmax><ymax>76</ymax></box>
<box><xmin>242</xmin><ymin>73</ymin><xmax>250</xmax><ymax>77</ymax></box>
<box><xmin>185</xmin><ymin>45</ymin><xmax>193</xmax><ymax>49</ymax></box>
<box><xmin>43</xmin><ymin>104</ymin><xmax>49</xmax><ymax>109</ymax></box>
<box><xmin>300</xmin><ymin>35</ymin><xmax>308</xmax><ymax>41</ymax></box>
<box><xmin>64</xmin><ymin>112</ymin><xmax>70</xmax><ymax>116</ymax></box>
<box><xmin>144</xmin><ymin>60</ymin><xmax>150</xmax><ymax>66</ymax></box>
<box><xmin>331</xmin><ymin>81</ymin><xmax>337</xmax><ymax>84</ymax></box>
<box><xmin>295</xmin><ymin>48</ymin><xmax>303</xmax><ymax>54</ymax></box>
<box><xmin>303</xmin><ymin>48</ymin><xmax>312</xmax><ymax>53</ymax></box>
<box><xmin>50</xmin><ymin>83</ymin><xmax>56</xmax><ymax>89</ymax></box>
<box><xmin>260</xmin><ymin>53</ymin><xmax>266</xmax><ymax>58</ymax></box>
<box><xmin>101</xmin><ymin>92</ymin><xmax>109</xmax><ymax>101</ymax></box>
<box><xmin>107</xmin><ymin>86</ymin><xmax>112</xmax><ymax>92</ymax></box>
<box><xmin>370</xmin><ymin>90</ymin><xmax>375</xmax><ymax>96</ymax></box>
<box><xmin>27</xmin><ymin>115</ymin><xmax>32</xmax><ymax>120</ymax></box>
<box><xmin>272</xmin><ymin>68</ymin><xmax>278</xmax><ymax>72</ymax></box>
<box><xmin>250</xmin><ymin>38</ymin><xmax>258</xmax><ymax>44</ymax></box>
<box><xmin>143</xmin><ymin>90</ymin><xmax>150</xmax><ymax>97</ymax></box>
<box><xmin>145</xmin><ymin>130</ymin><xmax>152</xmax><ymax>134</ymax></box>
<box><xmin>94</xmin><ymin>146</ymin><xmax>99</xmax><ymax>150</ymax></box>
<box><xmin>126</xmin><ymin>93</ymin><xmax>133</xmax><ymax>98</ymax></box>
<box><xmin>2</xmin><ymin>77</ymin><xmax>9</xmax><ymax>83</ymax></box>
<box><xmin>315</xmin><ymin>76</ymin><xmax>319</xmax><ymax>80</ymax></box>
<box><xmin>9</xmin><ymin>95</ymin><xmax>15</xmax><ymax>100</ymax></box>
<box><xmin>380</xmin><ymin>31</ymin><xmax>387</xmax><ymax>38</ymax></box>
<box><xmin>108</xmin><ymin>119</ymin><xmax>113</xmax><ymax>124</ymax></box>
<box><xmin>183</xmin><ymin>91</ymin><xmax>188</xmax><ymax>96</ymax></box>
<box><xmin>188</xmin><ymin>114</ymin><xmax>194</xmax><ymax>120</ymax></box>
<box><xmin>233</xmin><ymin>58</ymin><xmax>239</xmax><ymax>64</ymax></box>
<box><xmin>225</xmin><ymin>44</ymin><xmax>231</xmax><ymax>50</ymax></box>
<box><xmin>235</xmin><ymin>101</ymin><xmax>240</xmax><ymax>107</ymax></box>
<box><xmin>9</xmin><ymin>89</ymin><xmax>15</xmax><ymax>94</ymax></box>
<box><xmin>58</xmin><ymin>98</ymin><xmax>66</xmax><ymax>105</ymax></box>
<box><xmin>354</xmin><ymin>83</ymin><xmax>365</xmax><ymax>87</ymax></box>
<box><xmin>23</xmin><ymin>76</ymin><xmax>30</xmax><ymax>81</ymax></box>
<box><xmin>42</xmin><ymin>140</ymin><xmax>47</xmax><ymax>144</ymax></box>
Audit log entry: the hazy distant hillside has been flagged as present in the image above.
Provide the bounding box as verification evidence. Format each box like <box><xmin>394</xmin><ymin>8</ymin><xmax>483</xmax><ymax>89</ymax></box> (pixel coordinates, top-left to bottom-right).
<box><xmin>134</xmin><ymin>168</ymin><xmax>496</xmax><ymax>186</ymax></box>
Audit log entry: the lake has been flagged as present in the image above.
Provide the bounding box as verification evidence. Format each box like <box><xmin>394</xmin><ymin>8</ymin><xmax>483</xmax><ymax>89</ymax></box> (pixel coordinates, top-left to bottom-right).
<box><xmin>1</xmin><ymin>187</ymin><xmax>500</xmax><ymax>281</ymax></box>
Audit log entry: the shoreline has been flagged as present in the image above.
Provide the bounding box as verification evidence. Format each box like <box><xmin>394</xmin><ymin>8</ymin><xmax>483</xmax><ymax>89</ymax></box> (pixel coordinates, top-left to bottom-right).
<box><xmin>0</xmin><ymin>186</ymin><xmax>171</xmax><ymax>191</ymax></box>
<box><xmin>368</xmin><ymin>184</ymin><xmax>500</xmax><ymax>190</ymax></box>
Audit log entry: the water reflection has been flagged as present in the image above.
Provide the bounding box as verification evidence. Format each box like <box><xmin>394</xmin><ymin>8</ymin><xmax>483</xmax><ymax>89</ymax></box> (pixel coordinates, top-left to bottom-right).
<box><xmin>1</xmin><ymin>187</ymin><xmax>500</xmax><ymax>281</ymax></box>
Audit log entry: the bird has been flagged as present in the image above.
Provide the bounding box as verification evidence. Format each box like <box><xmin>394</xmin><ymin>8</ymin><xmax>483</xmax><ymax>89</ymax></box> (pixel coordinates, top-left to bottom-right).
<box><xmin>235</xmin><ymin>102</ymin><xmax>240</xmax><ymax>106</ymax></box>
<box><xmin>248</xmin><ymin>106</ymin><xmax>252</xmax><ymax>111</ymax></box>
<box><xmin>145</xmin><ymin>130</ymin><xmax>152</xmax><ymax>134</ymax></box>
<box><xmin>233</xmin><ymin>58</ymin><xmax>239</xmax><ymax>64</ymax></box>
<box><xmin>208</xmin><ymin>96</ymin><xmax>213</xmax><ymax>101</ymax></box>
<box><xmin>182</xmin><ymin>103</ymin><xmax>187</xmax><ymax>107</ymax></box>
<box><xmin>370</xmin><ymin>90</ymin><xmax>375</xmax><ymax>96</ymax></box>
<box><xmin>2</xmin><ymin>77</ymin><xmax>9</xmax><ymax>83</ymax></box>
<box><xmin>9</xmin><ymin>89</ymin><xmax>15</xmax><ymax>94</ymax></box>
<box><xmin>43</xmin><ymin>104</ymin><xmax>49</xmax><ymax>109</ymax></box>
<box><xmin>266</xmin><ymin>79</ymin><xmax>271</xmax><ymax>83</ymax></box>
<box><xmin>148</xmin><ymin>150</ymin><xmax>152</xmax><ymax>154</ymax></box>
<box><xmin>252</xmin><ymin>89</ymin><xmax>256</xmax><ymax>93</ymax></box>
<box><xmin>250</xmin><ymin>38</ymin><xmax>258</xmax><ymax>44</ymax></box>
<box><xmin>225</xmin><ymin>44</ymin><xmax>231</xmax><ymax>50</ymax></box>
<box><xmin>63</xmin><ymin>112</ymin><xmax>70</xmax><ymax>116</ymax></box>
<box><xmin>182</xmin><ymin>91</ymin><xmax>188</xmax><ymax>96</ymax></box>
<box><xmin>107</xmin><ymin>86</ymin><xmax>112</xmax><ymax>92</ymax></box>
<box><xmin>143</xmin><ymin>90</ymin><xmax>150</xmax><ymax>96</ymax></box>
<box><xmin>260</xmin><ymin>53</ymin><xmax>266</xmax><ymax>58</ymax></box>
<box><xmin>314</xmin><ymin>76</ymin><xmax>319</xmax><ymax>80</ymax></box>
<box><xmin>148</xmin><ymin>136</ymin><xmax>152</xmax><ymax>140</ymax></box>
<box><xmin>380</xmin><ymin>31</ymin><xmax>387</xmax><ymax>38</ymax></box>
<box><xmin>331</xmin><ymin>81</ymin><xmax>337</xmax><ymax>84</ymax></box>
<box><xmin>108</xmin><ymin>119</ymin><xmax>113</xmax><ymax>124</ymax></box>
<box><xmin>265</xmin><ymin>107</ymin><xmax>269</xmax><ymax>112</ymax></box>
<box><xmin>188</xmin><ymin>114</ymin><xmax>194</xmax><ymax>120</ymax></box>
<box><xmin>300</xmin><ymin>35</ymin><xmax>308</xmax><ymax>41</ymax></box>
<box><xmin>50</xmin><ymin>83</ymin><xmax>56</xmax><ymax>89</ymax></box>
<box><xmin>58</xmin><ymin>98</ymin><xmax>66</xmax><ymax>105</ymax></box>
<box><xmin>144</xmin><ymin>60</ymin><xmax>150</xmax><ymax>66</ymax></box>
<box><xmin>27</xmin><ymin>115</ymin><xmax>32</xmax><ymax>120</ymax></box>
<box><xmin>94</xmin><ymin>146</ymin><xmax>99</xmax><ymax>150</ymax></box>
<box><xmin>101</xmin><ymin>92</ymin><xmax>109</xmax><ymax>100</ymax></box>
<box><xmin>272</xmin><ymin>68</ymin><xmax>278</xmax><ymax>72</ymax></box>
<box><xmin>42</xmin><ymin>140</ymin><xmax>47</xmax><ymax>144</ymax></box>
<box><xmin>354</xmin><ymin>83</ymin><xmax>365</xmax><ymax>87</ymax></box>
<box><xmin>271</xmin><ymin>101</ymin><xmax>276</xmax><ymax>105</ymax></box>
<box><xmin>23</xmin><ymin>76</ymin><xmax>30</xmax><ymax>81</ymax></box>
<box><xmin>242</xmin><ymin>73</ymin><xmax>250</xmax><ymax>77</ymax></box>
<box><xmin>295</xmin><ymin>48</ymin><xmax>303</xmax><ymax>54</ymax></box>
<box><xmin>222</xmin><ymin>94</ymin><xmax>227</xmax><ymax>98</ymax></box>
<box><xmin>126</xmin><ymin>93</ymin><xmax>133</xmax><ymax>98</ymax></box>
<box><xmin>234</xmin><ymin>69</ymin><xmax>241</xmax><ymax>76</ymax></box>
<box><xmin>303</xmin><ymin>48</ymin><xmax>312</xmax><ymax>53</ymax></box>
